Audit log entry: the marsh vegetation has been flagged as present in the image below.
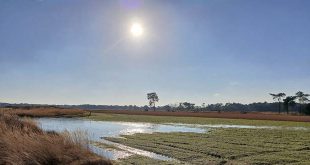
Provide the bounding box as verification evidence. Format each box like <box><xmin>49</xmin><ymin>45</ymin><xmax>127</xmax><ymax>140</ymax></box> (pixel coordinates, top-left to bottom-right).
<box><xmin>0</xmin><ymin>111</ymin><xmax>111</xmax><ymax>165</ymax></box>
<box><xmin>2</xmin><ymin>106</ymin><xmax>90</xmax><ymax>117</ymax></box>
<box><xmin>106</xmin><ymin>129</ymin><xmax>310</xmax><ymax>164</ymax></box>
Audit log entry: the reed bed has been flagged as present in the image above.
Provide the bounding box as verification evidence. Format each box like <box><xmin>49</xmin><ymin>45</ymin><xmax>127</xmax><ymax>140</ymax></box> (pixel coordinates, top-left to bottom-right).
<box><xmin>0</xmin><ymin>113</ymin><xmax>111</xmax><ymax>165</ymax></box>
<box><xmin>3</xmin><ymin>107</ymin><xmax>90</xmax><ymax>117</ymax></box>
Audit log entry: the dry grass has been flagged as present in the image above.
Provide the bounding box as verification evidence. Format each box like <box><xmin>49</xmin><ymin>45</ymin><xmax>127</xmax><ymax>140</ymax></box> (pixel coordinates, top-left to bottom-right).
<box><xmin>93</xmin><ymin>110</ymin><xmax>310</xmax><ymax>122</ymax></box>
<box><xmin>3</xmin><ymin>107</ymin><xmax>90</xmax><ymax>118</ymax></box>
<box><xmin>0</xmin><ymin>113</ymin><xmax>112</xmax><ymax>165</ymax></box>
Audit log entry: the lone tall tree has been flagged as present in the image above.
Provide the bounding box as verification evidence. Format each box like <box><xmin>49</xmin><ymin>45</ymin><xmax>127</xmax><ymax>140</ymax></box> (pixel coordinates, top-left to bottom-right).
<box><xmin>283</xmin><ymin>96</ymin><xmax>296</xmax><ymax>114</ymax></box>
<box><xmin>147</xmin><ymin>92</ymin><xmax>159</xmax><ymax>111</ymax></box>
<box><xmin>269</xmin><ymin>93</ymin><xmax>286</xmax><ymax>113</ymax></box>
<box><xmin>295</xmin><ymin>91</ymin><xmax>310</xmax><ymax>114</ymax></box>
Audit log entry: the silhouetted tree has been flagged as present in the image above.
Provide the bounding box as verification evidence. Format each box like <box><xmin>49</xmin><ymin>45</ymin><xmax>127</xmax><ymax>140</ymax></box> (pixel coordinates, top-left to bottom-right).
<box><xmin>202</xmin><ymin>103</ymin><xmax>206</xmax><ymax>109</ymax></box>
<box><xmin>143</xmin><ymin>105</ymin><xmax>149</xmax><ymax>111</ymax></box>
<box><xmin>283</xmin><ymin>96</ymin><xmax>296</xmax><ymax>114</ymax></box>
<box><xmin>162</xmin><ymin>105</ymin><xmax>172</xmax><ymax>112</ymax></box>
<box><xmin>269</xmin><ymin>93</ymin><xmax>286</xmax><ymax>114</ymax></box>
<box><xmin>295</xmin><ymin>91</ymin><xmax>310</xmax><ymax>114</ymax></box>
<box><xmin>147</xmin><ymin>92</ymin><xmax>159</xmax><ymax>111</ymax></box>
<box><xmin>179</xmin><ymin>102</ymin><xmax>195</xmax><ymax>111</ymax></box>
<box><xmin>303</xmin><ymin>104</ymin><xmax>310</xmax><ymax>115</ymax></box>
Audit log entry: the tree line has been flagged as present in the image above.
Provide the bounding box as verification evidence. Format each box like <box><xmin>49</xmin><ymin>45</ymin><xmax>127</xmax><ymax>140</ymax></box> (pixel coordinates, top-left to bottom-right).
<box><xmin>1</xmin><ymin>91</ymin><xmax>309</xmax><ymax>115</ymax></box>
<box><xmin>146</xmin><ymin>92</ymin><xmax>310</xmax><ymax>115</ymax></box>
<box><xmin>269</xmin><ymin>91</ymin><xmax>310</xmax><ymax>114</ymax></box>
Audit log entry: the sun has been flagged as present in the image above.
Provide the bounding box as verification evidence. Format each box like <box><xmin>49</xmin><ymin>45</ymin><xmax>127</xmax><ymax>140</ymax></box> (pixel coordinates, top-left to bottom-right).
<box><xmin>130</xmin><ymin>23</ymin><xmax>144</xmax><ymax>37</ymax></box>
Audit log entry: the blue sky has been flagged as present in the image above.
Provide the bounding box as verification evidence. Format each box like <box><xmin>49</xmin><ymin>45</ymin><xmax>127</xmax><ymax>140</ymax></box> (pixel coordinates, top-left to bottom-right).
<box><xmin>0</xmin><ymin>0</ymin><xmax>309</xmax><ymax>105</ymax></box>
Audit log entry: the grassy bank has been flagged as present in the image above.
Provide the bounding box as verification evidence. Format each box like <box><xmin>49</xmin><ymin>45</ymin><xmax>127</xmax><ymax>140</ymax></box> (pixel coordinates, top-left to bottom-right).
<box><xmin>2</xmin><ymin>107</ymin><xmax>90</xmax><ymax>117</ymax></box>
<box><xmin>105</xmin><ymin>129</ymin><xmax>310</xmax><ymax>165</ymax></box>
<box><xmin>89</xmin><ymin>113</ymin><xmax>310</xmax><ymax>127</ymax></box>
<box><xmin>0</xmin><ymin>114</ymin><xmax>111</xmax><ymax>165</ymax></box>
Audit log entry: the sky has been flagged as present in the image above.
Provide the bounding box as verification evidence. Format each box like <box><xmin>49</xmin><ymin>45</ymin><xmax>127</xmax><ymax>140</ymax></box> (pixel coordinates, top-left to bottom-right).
<box><xmin>0</xmin><ymin>0</ymin><xmax>309</xmax><ymax>106</ymax></box>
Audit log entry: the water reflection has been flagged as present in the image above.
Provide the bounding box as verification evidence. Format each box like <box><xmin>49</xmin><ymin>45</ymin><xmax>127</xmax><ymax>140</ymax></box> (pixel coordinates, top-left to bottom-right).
<box><xmin>36</xmin><ymin>118</ymin><xmax>205</xmax><ymax>160</ymax></box>
<box><xmin>168</xmin><ymin>123</ymin><xmax>310</xmax><ymax>130</ymax></box>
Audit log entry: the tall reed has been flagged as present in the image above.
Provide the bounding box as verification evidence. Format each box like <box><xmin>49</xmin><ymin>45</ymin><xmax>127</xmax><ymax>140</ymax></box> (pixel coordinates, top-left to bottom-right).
<box><xmin>0</xmin><ymin>113</ymin><xmax>111</xmax><ymax>165</ymax></box>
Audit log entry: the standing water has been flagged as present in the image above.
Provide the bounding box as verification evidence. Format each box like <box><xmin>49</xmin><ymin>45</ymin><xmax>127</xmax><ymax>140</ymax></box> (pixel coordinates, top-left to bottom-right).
<box><xmin>36</xmin><ymin>118</ymin><xmax>206</xmax><ymax>160</ymax></box>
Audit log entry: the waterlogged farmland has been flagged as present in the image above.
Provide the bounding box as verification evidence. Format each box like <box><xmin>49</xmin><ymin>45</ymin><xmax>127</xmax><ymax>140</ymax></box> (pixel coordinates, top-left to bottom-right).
<box><xmin>107</xmin><ymin>129</ymin><xmax>310</xmax><ymax>164</ymax></box>
<box><xmin>36</xmin><ymin>116</ymin><xmax>310</xmax><ymax>165</ymax></box>
<box><xmin>36</xmin><ymin>118</ymin><xmax>205</xmax><ymax>162</ymax></box>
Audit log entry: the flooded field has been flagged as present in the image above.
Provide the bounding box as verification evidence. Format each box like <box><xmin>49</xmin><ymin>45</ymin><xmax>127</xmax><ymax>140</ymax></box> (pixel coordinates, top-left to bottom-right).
<box><xmin>36</xmin><ymin>117</ymin><xmax>310</xmax><ymax>164</ymax></box>
<box><xmin>36</xmin><ymin>118</ymin><xmax>205</xmax><ymax>160</ymax></box>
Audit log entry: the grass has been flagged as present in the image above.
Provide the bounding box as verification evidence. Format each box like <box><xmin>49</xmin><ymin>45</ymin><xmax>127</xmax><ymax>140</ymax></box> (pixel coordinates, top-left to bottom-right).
<box><xmin>0</xmin><ymin>113</ymin><xmax>111</xmax><ymax>165</ymax></box>
<box><xmin>88</xmin><ymin>113</ymin><xmax>310</xmax><ymax>127</ymax></box>
<box><xmin>90</xmin><ymin>112</ymin><xmax>310</xmax><ymax>164</ymax></box>
<box><xmin>105</xmin><ymin>128</ymin><xmax>310</xmax><ymax>165</ymax></box>
<box><xmin>2</xmin><ymin>107</ymin><xmax>90</xmax><ymax>117</ymax></box>
<box><xmin>115</xmin><ymin>155</ymin><xmax>181</xmax><ymax>165</ymax></box>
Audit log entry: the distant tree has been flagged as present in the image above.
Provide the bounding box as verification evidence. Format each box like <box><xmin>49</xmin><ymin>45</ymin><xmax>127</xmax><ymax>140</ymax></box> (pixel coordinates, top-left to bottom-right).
<box><xmin>283</xmin><ymin>96</ymin><xmax>296</xmax><ymax>114</ymax></box>
<box><xmin>202</xmin><ymin>103</ymin><xmax>206</xmax><ymax>108</ymax></box>
<box><xmin>200</xmin><ymin>103</ymin><xmax>206</xmax><ymax>112</ymax></box>
<box><xmin>206</xmin><ymin>103</ymin><xmax>224</xmax><ymax>112</ymax></box>
<box><xmin>295</xmin><ymin>91</ymin><xmax>310</xmax><ymax>114</ymax></box>
<box><xmin>169</xmin><ymin>103</ymin><xmax>178</xmax><ymax>112</ymax></box>
<box><xmin>162</xmin><ymin>105</ymin><xmax>172</xmax><ymax>112</ymax></box>
<box><xmin>143</xmin><ymin>105</ymin><xmax>149</xmax><ymax>111</ymax></box>
<box><xmin>147</xmin><ymin>92</ymin><xmax>159</xmax><ymax>111</ymax></box>
<box><xmin>269</xmin><ymin>93</ymin><xmax>286</xmax><ymax>114</ymax></box>
<box><xmin>180</xmin><ymin>102</ymin><xmax>195</xmax><ymax>111</ymax></box>
<box><xmin>215</xmin><ymin>103</ymin><xmax>223</xmax><ymax>113</ymax></box>
<box><xmin>303</xmin><ymin>104</ymin><xmax>310</xmax><ymax>115</ymax></box>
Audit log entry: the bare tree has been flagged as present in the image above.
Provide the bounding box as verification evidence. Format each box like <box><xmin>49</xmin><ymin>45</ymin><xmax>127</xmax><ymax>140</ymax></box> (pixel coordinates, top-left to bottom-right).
<box><xmin>270</xmin><ymin>93</ymin><xmax>286</xmax><ymax>114</ymax></box>
<box><xmin>147</xmin><ymin>92</ymin><xmax>159</xmax><ymax>111</ymax></box>
<box><xmin>295</xmin><ymin>91</ymin><xmax>310</xmax><ymax>114</ymax></box>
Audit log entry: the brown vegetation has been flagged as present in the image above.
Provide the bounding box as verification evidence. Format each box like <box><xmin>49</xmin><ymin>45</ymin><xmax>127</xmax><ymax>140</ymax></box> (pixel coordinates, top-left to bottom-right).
<box><xmin>2</xmin><ymin>107</ymin><xmax>90</xmax><ymax>118</ymax></box>
<box><xmin>93</xmin><ymin>110</ymin><xmax>310</xmax><ymax>122</ymax></box>
<box><xmin>0</xmin><ymin>113</ymin><xmax>111</xmax><ymax>165</ymax></box>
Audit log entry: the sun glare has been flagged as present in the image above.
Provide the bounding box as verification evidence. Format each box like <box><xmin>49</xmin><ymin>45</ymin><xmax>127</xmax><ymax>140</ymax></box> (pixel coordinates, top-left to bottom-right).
<box><xmin>130</xmin><ymin>23</ymin><xmax>144</xmax><ymax>37</ymax></box>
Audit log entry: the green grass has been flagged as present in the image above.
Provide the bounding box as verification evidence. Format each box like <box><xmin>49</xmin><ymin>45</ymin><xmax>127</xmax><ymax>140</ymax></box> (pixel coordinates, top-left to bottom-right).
<box><xmin>105</xmin><ymin>128</ymin><xmax>310</xmax><ymax>165</ymax></box>
<box><xmin>88</xmin><ymin>113</ymin><xmax>310</xmax><ymax>127</ymax></box>
<box><xmin>115</xmin><ymin>155</ymin><xmax>182</xmax><ymax>165</ymax></box>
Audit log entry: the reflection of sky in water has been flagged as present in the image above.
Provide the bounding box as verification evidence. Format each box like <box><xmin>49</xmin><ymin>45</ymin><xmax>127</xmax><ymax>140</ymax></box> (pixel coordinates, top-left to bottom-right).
<box><xmin>36</xmin><ymin>118</ymin><xmax>205</xmax><ymax>160</ymax></box>
<box><xmin>90</xmin><ymin>145</ymin><xmax>132</xmax><ymax>160</ymax></box>
<box><xmin>36</xmin><ymin>118</ymin><xmax>206</xmax><ymax>140</ymax></box>
<box><xmin>167</xmin><ymin>123</ymin><xmax>310</xmax><ymax>131</ymax></box>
